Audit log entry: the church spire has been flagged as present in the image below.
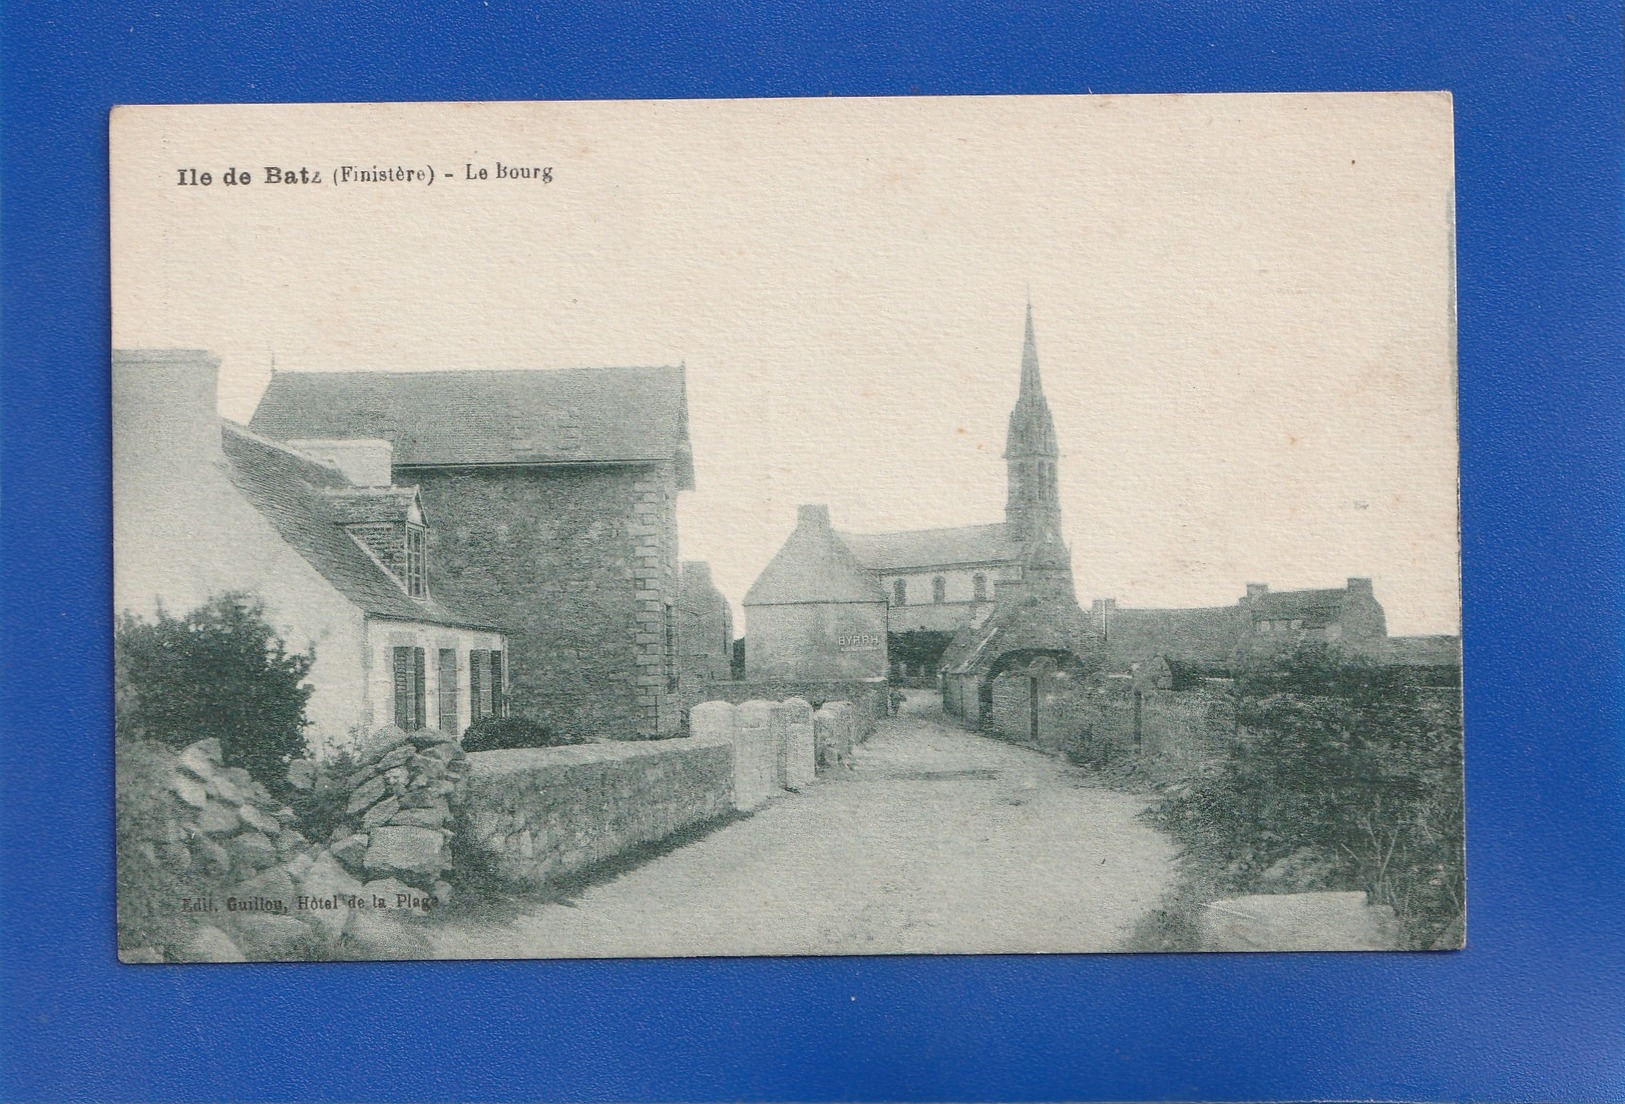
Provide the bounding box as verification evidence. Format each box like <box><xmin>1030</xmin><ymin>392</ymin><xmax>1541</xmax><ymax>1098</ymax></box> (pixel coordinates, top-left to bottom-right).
<box><xmin>1004</xmin><ymin>300</ymin><xmax>1061</xmax><ymax>542</ymax></box>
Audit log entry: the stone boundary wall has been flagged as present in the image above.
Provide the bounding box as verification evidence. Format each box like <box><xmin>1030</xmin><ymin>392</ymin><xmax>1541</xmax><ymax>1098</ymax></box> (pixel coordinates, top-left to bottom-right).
<box><xmin>684</xmin><ymin>677</ymin><xmax>888</xmax><ymax>735</ymax></box>
<box><xmin>460</xmin><ymin>737</ymin><xmax>734</xmax><ymax>889</ymax></box>
<box><xmin>690</xmin><ymin>698</ymin><xmax>821</xmax><ymax>810</ymax></box>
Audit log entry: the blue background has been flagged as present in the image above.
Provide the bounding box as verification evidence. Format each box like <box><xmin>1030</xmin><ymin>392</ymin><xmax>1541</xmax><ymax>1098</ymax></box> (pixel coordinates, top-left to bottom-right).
<box><xmin>3</xmin><ymin>2</ymin><xmax>1622</xmax><ymax>1100</ymax></box>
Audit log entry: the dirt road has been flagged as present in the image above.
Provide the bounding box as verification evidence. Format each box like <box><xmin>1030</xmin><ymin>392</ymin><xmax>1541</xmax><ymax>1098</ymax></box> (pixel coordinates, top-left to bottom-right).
<box><xmin>431</xmin><ymin>693</ymin><xmax>1173</xmax><ymax>958</ymax></box>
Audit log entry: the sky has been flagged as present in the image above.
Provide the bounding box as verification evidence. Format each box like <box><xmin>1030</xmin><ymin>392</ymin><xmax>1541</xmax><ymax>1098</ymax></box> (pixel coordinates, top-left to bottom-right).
<box><xmin>111</xmin><ymin>94</ymin><xmax>1460</xmax><ymax>636</ymax></box>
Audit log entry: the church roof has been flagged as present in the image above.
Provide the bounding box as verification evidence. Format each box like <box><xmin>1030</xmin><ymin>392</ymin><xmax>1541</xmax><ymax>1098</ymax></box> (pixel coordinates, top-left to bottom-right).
<box><xmin>249</xmin><ymin>365</ymin><xmax>694</xmax><ymax>487</ymax></box>
<box><xmin>221</xmin><ymin>422</ymin><xmax>504</xmax><ymax>632</ymax></box>
<box><xmin>837</xmin><ymin>522</ymin><xmax>1017</xmax><ymax>572</ymax></box>
<box><xmin>746</xmin><ymin>506</ymin><xmax>887</xmax><ymax>606</ymax></box>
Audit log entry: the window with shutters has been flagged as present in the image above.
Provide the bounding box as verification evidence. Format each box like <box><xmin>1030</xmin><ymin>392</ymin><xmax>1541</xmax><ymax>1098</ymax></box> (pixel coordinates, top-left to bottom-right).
<box><xmin>973</xmin><ymin>573</ymin><xmax>988</xmax><ymax>601</ymax></box>
<box><xmin>470</xmin><ymin>648</ymin><xmax>491</xmax><ymax>719</ymax></box>
<box><xmin>437</xmin><ymin>648</ymin><xmax>458</xmax><ymax>732</ymax></box>
<box><xmin>490</xmin><ymin>650</ymin><xmax>506</xmax><ymax>717</ymax></box>
<box><xmin>393</xmin><ymin>645</ymin><xmax>426</xmax><ymax>730</ymax></box>
<box><xmin>932</xmin><ymin>576</ymin><xmax>947</xmax><ymax>603</ymax></box>
<box><xmin>405</xmin><ymin>524</ymin><xmax>427</xmax><ymax>598</ymax></box>
<box><xmin>893</xmin><ymin>578</ymin><xmax>907</xmax><ymax>606</ymax></box>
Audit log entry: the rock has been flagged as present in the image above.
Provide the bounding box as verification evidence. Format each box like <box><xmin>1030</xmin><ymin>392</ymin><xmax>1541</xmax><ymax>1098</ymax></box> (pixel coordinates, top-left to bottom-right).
<box><xmin>177</xmin><ymin>924</ymin><xmax>243</xmax><ymax>963</ymax></box>
<box><xmin>330</xmin><ymin>833</ymin><xmax>370</xmax><ymax>868</ymax></box>
<box><xmin>274</xmin><ymin>829</ymin><xmax>309</xmax><ymax>857</ymax></box>
<box><xmin>208</xmin><ymin>776</ymin><xmax>245</xmax><ymax>806</ymax></box>
<box><xmin>119</xmin><ymin>945</ymin><xmax>165</xmax><ymax>964</ymax></box>
<box><xmin>169</xmin><ymin>773</ymin><xmax>209</xmax><ymax>809</ymax></box>
<box><xmin>362</xmin><ymin>825</ymin><xmax>448</xmax><ymax>878</ymax></box>
<box><xmin>286</xmin><ymin>759</ymin><xmax>317</xmax><ymax>791</ymax></box>
<box><xmin>237</xmin><ymin>804</ymin><xmax>280</xmax><ymax>835</ymax></box>
<box><xmin>387</xmin><ymin>805</ymin><xmax>450</xmax><ymax>829</ymax></box>
<box><xmin>177</xmin><ymin>739</ymin><xmax>223</xmax><ymax>776</ymax></box>
<box><xmin>340</xmin><ymin>908</ymin><xmax>429</xmax><ymax>960</ymax></box>
<box><xmin>375</xmin><ymin>745</ymin><xmax>415</xmax><ymax>772</ymax></box>
<box><xmin>159</xmin><ymin>840</ymin><xmax>192</xmax><ymax>871</ymax></box>
<box><xmin>405</xmin><ymin>729</ymin><xmax>448</xmax><ymax>748</ymax></box>
<box><xmin>362</xmin><ymin>877</ymin><xmax>418</xmax><ymax>908</ymax></box>
<box><xmin>283</xmin><ymin>851</ymin><xmax>316</xmax><ymax>880</ymax></box>
<box><xmin>431</xmin><ymin>880</ymin><xmax>453</xmax><ymax>905</ymax></box>
<box><xmin>1201</xmin><ymin>891</ymin><xmax>1402</xmax><ymax>952</ymax></box>
<box><xmin>233</xmin><ymin>865</ymin><xmax>296</xmax><ymax>908</ymax></box>
<box><xmin>345</xmin><ymin>774</ymin><xmax>389</xmax><ymax>815</ymax></box>
<box><xmin>360</xmin><ymin>795</ymin><xmax>401</xmax><ymax>829</ymax></box>
<box><xmin>418</xmin><ymin>742</ymin><xmax>461</xmax><ymax>765</ymax></box>
<box><xmin>227</xmin><ymin>912</ymin><xmax>311</xmax><ymax>960</ymax></box>
<box><xmin>398</xmin><ymin>787</ymin><xmax>451</xmax><ymax>810</ymax></box>
<box><xmin>191</xmin><ymin>836</ymin><xmax>231</xmax><ymax>876</ymax></box>
<box><xmin>196</xmin><ymin>801</ymin><xmax>241</xmax><ymax>836</ymax></box>
<box><xmin>227</xmin><ymin>830</ymin><xmax>278</xmax><ymax>871</ymax></box>
<box><xmin>382</xmin><ymin>766</ymin><xmax>411</xmax><ymax>794</ymax></box>
<box><xmin>411</xmin><ymin>757</ymin><xmax>448</xmax><ymax>782</ymax></box>
<box><xmin>295</xmin><ymin>852</ymin><xmax>367</xmax><ymax>940</ymax></box>
<box><xmin>162</xmin><ymin>818</ymin><xmax>189</xmax><ymax>845</ymax></box>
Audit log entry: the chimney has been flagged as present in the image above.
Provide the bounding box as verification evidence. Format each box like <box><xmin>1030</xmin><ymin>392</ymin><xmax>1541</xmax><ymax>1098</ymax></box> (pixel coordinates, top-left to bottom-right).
<box><xmin>1347</xmin><ymin>576</ymin><xmax>1373</xmax><ymax>596</ymax></box>
<box><xmin>286</xmin><ymin>438</ymin><xmax>395</xmax><ymax>487</ymax></box>
<box><xmin>112</xmin><ymin>349</ymin><xmax>224</xmax><ymax>471</ymax></box>
<box><xmin>798</xmin><ymin>504</ymin><xmax>832</xmax><ymax>530</ymax></box>
<box><xmin>1245</xmin><ymin>582</ymin><xmax>1269</xmax><ymax>601</ymax></box>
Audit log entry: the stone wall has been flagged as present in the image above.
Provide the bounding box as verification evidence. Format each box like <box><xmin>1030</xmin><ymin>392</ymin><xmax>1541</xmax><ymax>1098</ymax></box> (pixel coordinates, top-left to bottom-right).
<box><xmin>459</xmin><ymin>737</ymin><xmax>733</xmax><ymax>888</ymax></box>
<box><xmin>684</xmin><ymin>676</ymin><xmax>888</xmax><ymax>735</ymax></box>
<box><xmin>411</xmin><ymin>462</ymin><xmax>681</xmax><ymax>740</ymax></box>
<box><xmin>115</xmin><ymin>732</ymin><xmax>454</xmax><ymax>964</ymax></box>
<box><xmin>689</xmin><ymin>698</ymin><xmax>820</xmax><ymax>811</ymax></box>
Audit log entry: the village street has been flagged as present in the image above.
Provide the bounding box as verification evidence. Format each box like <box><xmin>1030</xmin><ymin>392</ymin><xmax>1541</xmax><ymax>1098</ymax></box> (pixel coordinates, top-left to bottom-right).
<box><xmin>431</xmin><ymin>693</ymin><xmax>1175</xmax><ymax>958</ymax></box>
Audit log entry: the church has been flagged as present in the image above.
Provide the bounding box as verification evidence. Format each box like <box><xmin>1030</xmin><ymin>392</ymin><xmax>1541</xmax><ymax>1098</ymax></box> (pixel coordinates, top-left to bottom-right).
<box><xmin>744</xmin><ymin>304</ymin><xmax>1099</xmax><ymax>692</ymax></box>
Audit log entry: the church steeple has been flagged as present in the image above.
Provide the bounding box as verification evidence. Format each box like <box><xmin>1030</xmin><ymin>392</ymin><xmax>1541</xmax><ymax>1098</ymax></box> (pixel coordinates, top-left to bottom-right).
<box><xmin>1004</xmin><ymin>300</ymin><xmax>1061</xmax><ymax>543</ymax></box>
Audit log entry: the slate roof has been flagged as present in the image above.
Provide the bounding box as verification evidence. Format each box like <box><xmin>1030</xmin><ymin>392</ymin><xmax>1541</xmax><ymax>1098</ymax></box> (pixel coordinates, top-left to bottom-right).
<box><xmin>249</xmin><ymin>365</ymin><xmax>694</xmax><ymax>487</ymax></box>
<box><xmin>1103</xmin><ymin>605</ymin><xmax>1246</xmax><ymax>670</ymax></box>
<box><xmin>221</xmin><ymin>422</ymin><xmax>503</xmax><ymax>632</ymax></box>
<box><xmin>942</xmin><ymin>593</ymin><xmax>1100</xmax><ymax>676</ymax></box>
<box><xmin>745</xmin><ymin>515</ymin><xmax>886</xmax><ymax>607</ymax></box>
<box><xmin>1250</xmin><ymin>588</ymin><xmax>1351</xmax><ymax>625</ymax></box>
<box><xmin>837</xmin><ymin>522</ymin><xmax>1017</xmax><ymax>572</ymax></box>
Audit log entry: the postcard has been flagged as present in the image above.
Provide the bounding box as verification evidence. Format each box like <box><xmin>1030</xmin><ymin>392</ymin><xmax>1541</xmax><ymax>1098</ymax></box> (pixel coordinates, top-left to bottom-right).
<box><xmin>111</xmin><ymin>94</ymin><xmax>1462</xmax><ymax>961</ymax></box>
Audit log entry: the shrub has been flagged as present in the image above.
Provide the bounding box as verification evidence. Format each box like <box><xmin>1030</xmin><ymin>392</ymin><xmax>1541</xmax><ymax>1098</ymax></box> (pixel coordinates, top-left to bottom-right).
<box><xmin>115</xmin><ymin>593</ymin><xmax>314</xmax><ymax>794</ymax></box>
<box><xmin>461</xmin><ymin>715</ymin><xmax>588</xmax><ymax>753</ymax></box>
<box><xmin>1148</xmin><ymin>642</ymin><xmax>1464</xmax><ymax>947</ymax></box>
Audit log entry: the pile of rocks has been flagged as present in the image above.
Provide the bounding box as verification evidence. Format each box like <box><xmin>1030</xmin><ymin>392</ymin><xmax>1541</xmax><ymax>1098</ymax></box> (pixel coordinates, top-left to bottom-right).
<box><xmin>293</xmin><ymin>726</ymin><xmax>469</xmax><ymax>904</ymax></box>
<box><xmin>117</xmin><ymin>730</ymin><xmax>466</xmax><ymax>964</ymax></box>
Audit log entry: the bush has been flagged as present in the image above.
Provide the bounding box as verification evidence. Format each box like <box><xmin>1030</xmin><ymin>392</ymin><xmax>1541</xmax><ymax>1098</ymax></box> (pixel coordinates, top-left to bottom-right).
<box><xmin>1147</xmin><ymin>642</ymin><xmax>1464</xmax><ymax>947</ymax></box>
<box><xmin>461</xmin><ymin>715</ymin><xmax>588</xmax><ymax>753</ymax></box>
<box><xmin>115</xmin><ymin>593</ymin><xmax>314</xmax><ymax>794</ymax></box>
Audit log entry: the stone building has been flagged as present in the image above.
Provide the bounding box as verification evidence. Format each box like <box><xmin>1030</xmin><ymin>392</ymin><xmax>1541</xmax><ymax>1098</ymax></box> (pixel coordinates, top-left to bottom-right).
<box><xmin>938</xmin><ymin>306</ymin><xmax>1101</xmax><ymax>721</ymax></box>
<box><xmin>742</xmin><ymin>505</ymin><xmax>889</xmax><ymax>681</ymax></box>
<box><xmin>114</xmin><ymin>349</ymin><xmax>508</xmax><ymax>758</ymax></box>
<box><xmin>1091</xmin><ymin>577</ymin><xmax>1391</xmax><ymax>673</ymax></box>
<box><xmin>249</xmin><ymin>364</ymin><xmax>693</xmax><ymax>740</ymax></box>
<box><xmin>678</xmin><ymin>560</ymin><xmax>734</xmax><ymax>690</ymax></box>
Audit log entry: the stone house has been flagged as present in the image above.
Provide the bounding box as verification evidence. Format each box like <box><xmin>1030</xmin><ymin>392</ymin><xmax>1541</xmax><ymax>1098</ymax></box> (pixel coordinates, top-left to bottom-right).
<box><xmin>248</xmin><ymin>365</ymin><xmax>693</xmax><ymax>740</ymax></box>
<box><xmin>678</xmin><ymin>560</ymin><xmax>734</xmax><ymax>690</ymax></box>
<box><xmin>1091</xmin><ymin>578</ymin><xmax>1391</xmax><ymax>673</ymax></box>
<box><xmin>742</xmin><ymin>505</ymin><xmax>890</xmax><ymax>681</ymax></box>
<box><xmin>113</xmin><ymin>349</ymin><xmax>508</xmax><ymax>759</ymax></box>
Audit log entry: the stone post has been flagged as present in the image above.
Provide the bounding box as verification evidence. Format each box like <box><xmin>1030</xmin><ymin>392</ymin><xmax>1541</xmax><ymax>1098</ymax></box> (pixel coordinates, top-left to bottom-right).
<box><xmin>734</xmin><ymin>700</ymin><xmax>778</xmax><ymax>810</ymax></box>
<box><xmin>689</xmin><ymin>700</ymin><xmax>747</xmax><ymax>812</ymax></box>
<box><xmin>777</xmin><ymin>698</ymin><xmax>816</xmax><ymax>790</ymax></box>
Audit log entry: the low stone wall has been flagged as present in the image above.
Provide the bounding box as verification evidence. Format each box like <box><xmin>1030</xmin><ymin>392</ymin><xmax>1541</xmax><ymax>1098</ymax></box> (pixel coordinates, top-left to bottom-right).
<box><xmin>690</xmin><ymin>698</ymin><xmax>819</xmax><ymax>810</ymax></box>
<box><xmin>684</xmin><ymin>677</ymin><xmax>888</xmax><ymax>734</ymax></box>
<box><xmin>459</xmin><ymin>737</ymin><xmax>735</xmax><ymax>888</ymax></box>
<box><xmin>813</xmin><ymin>700</ymin><xmax>860</xmax><ymax>770</ymax></box>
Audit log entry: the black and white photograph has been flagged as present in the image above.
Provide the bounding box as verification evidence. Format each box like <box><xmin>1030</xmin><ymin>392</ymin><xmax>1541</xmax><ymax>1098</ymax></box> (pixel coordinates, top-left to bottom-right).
<box><xmin>110</xmin><ymin>94</ymin><xmax>1464</xmax><ymax>962</ymax></box>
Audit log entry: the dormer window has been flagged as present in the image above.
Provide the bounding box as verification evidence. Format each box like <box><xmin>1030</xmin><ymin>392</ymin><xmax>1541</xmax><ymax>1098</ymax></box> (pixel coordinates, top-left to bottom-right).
<box><xmin>406</xmin><ymin>524</ymin><xmax>427</xmax><ymax>598</ymax></box>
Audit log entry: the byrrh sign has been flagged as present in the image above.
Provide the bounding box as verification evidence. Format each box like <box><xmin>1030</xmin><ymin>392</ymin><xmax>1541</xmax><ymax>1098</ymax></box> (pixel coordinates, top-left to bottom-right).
<box><xmin>837</xmin><ymin>633</ymin><xmax>883</xmax><ymax>652</ymax></box>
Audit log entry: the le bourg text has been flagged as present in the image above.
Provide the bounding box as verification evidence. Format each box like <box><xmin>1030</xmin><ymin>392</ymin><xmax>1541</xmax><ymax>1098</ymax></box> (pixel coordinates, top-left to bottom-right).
<box><xmin>174</xmin><ymin>163</ymin><xmax>552</xmax><ymax>188</ymax></box>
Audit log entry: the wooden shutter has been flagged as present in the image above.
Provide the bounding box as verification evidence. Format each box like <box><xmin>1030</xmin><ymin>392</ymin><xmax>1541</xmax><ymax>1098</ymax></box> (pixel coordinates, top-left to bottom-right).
<box><xmin>470</xmin><ymin>649</ymin><xmax>487</xmax><ymax>719</ymax></box>
<box><xmin>489</xmin><ymin>650</ymin><xmax>505</xmax><ymax>717</ymax></box>
<box><xmin>393</xmin><ymin>646</ymin><xmax>413</xmax><ymax>730</ymax></box>
<box><xmin>438</xmin><ymin>648</ymin><xmax>459</xmax><ymax>733</ymax></box>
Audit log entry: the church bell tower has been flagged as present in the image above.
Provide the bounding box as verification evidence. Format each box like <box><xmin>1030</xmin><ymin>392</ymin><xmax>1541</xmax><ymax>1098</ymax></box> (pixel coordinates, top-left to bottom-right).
<box><xmin>1004</xmin><ymin>300</ymin><xmax>1062</xmax><ymax>545</ymax></box>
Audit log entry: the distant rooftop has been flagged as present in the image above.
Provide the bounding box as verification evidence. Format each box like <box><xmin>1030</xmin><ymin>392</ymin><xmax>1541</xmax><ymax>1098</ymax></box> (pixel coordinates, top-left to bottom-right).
<box><xmin>838</xmin><ymin>522</ymin><xmax>1017</xmax><ymax>572</ymax></box>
